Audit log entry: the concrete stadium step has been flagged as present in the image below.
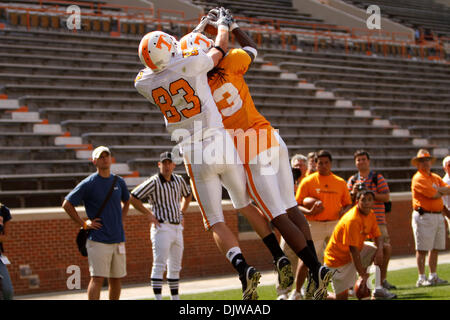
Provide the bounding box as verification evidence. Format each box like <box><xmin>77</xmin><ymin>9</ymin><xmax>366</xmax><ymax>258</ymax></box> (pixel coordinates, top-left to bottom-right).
<box><xmin>81</xmin><ymin>132</ymin><xmax>173</xmax><ymax>147</ymax></box>
<box><xmin>40</xmin><ymin>107</ymin><xmax>162</xmax><ymax>123</ymax></box>
<box><xmin>61</xmin><ymin>119</ymin><xmax>166</xmax><ymax>136</ymax></box>
<box><xmin>0</xmin><ymin>146</ymin><xmax>79</xmax><ymax>161</ymax></box>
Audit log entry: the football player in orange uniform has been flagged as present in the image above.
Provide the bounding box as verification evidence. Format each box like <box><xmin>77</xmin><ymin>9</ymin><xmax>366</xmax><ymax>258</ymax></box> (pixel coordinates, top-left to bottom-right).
<box><xmin>181</xmin><ymin>8</ymin><xmax>335</xmax><ymax>299</ymax></box>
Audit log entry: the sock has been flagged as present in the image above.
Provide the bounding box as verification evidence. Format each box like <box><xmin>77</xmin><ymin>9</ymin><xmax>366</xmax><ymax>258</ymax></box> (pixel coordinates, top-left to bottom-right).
<box><xmin>306</xmin><ymin>240</ymin><xmax>319</xmax><ymax>261</ymax></box>
<box><xmin>226</xmin><ymin>247</ymin><xmax>248</xmax><ymax>276</ymax></box>
<box><xmin>297</xmin><ymin>246</ymin><xmax>321</xmax><ymax>284</ymax></box>
<box><xmin>419</xmin><ymin>274</ymin><xmax>426</xmax><ymax>281</ymax></box>
<box><xmin>151</xmin><ymin>278</ymin><xmax>163</xmax><ymax>300</ymax></box>
<box><xmin>429</xmin><ymin>272</ymin><xmax>437</xmax><ymax>279</ymax></box>
<box><xmin>263</xmin><ymin>233</ymin><xmax>285</xmax><ymax>261</ymax></box>
<box><xmin>168</xmin><ymin>278</ymin><xmax>179</xmax><ymax>299</ymax></box>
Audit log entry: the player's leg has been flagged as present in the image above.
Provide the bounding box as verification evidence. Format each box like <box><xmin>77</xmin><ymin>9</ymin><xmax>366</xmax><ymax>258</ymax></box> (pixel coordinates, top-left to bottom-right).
<box><xmin>187</xmin><ymin>160</ymin><xmax>260</xmax><ymax>300</ymax></box>
<box><xmin>244</xmin><ymin>160</ymin><xmax>321</xmax><ymax>288</ymax></box>
<box><xmin>277</xmin><ymin>237</ymin><xmax>299</xmax><ymax>299</ymax></box>
<box><xmin>218</xmin><ymin>162</ymin><xmax>263</xmax><ymax>300</ymax></box>
<box><xmin>239</xmin><ymin>203</ymin><xmax>292</xmax><ymax>283</ymax></box>
<box><xmin>167</xmin><ymin>225</ymin><xmax>184</xmax><ymax>300</ymax></box>
<box><xmin>272</xmin><ymin>133</ymin><xmax>335</xmax><ymax>299</ymax></box>
<box><xmin>274</xmin><ymin>132</ymin><xmax>315</xmax><ymax>254</ymax></box>
<box><xmin>245</xmin><ymin>143</ymin><xmax>333</xmax><ymax>300</ymax></box>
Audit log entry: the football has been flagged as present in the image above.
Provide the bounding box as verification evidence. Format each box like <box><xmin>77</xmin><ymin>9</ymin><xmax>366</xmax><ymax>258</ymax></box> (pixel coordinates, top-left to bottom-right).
<box><xmin>354</xmin><ymin>277</ymin><xmax>371</xmax><ymax>300</ymax></box>
<box><xmin>302</xmin><ymin>197</ymin><xmax>319</xmax><ymax>209</ymax></box>
<box><xmin>204</xmin><ymin>23</ymin><xmax>217</xmax><ymax>36</ymax></box>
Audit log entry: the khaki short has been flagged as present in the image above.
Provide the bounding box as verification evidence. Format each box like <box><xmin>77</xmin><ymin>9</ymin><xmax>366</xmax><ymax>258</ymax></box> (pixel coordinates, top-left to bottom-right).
<box><xmin>411</xmin><ymin>211</ymin><xmax>446</xmax><ymax>251</ymax></box>
<box><xmin>86</xmin><ymin>240</ymin><xmax>127</xmax><ymax>278</ymax></box>
<box><xmin>326</xmin><ymin>242</ymin><xmax>377</xmax><ymax>295</ymax></box>
<box><xmin>309</xmin><ymin>220</ymin><xmax>339</xmax><ymax>263</ymax></box>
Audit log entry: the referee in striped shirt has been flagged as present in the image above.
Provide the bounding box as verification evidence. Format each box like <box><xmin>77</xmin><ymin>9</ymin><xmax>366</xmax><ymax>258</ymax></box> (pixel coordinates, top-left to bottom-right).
<box><xmin>130</xmin><ymin>151</ymin><xmax>192</xmax><ymax>300</ymax></box>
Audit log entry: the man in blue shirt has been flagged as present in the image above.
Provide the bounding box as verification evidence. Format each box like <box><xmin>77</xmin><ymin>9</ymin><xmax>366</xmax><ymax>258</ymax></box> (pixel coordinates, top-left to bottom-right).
<box><xmin>0</xmin><ymin>203</ymin><xmax>13</xmax><ymax>300</ymax></box>
<box><xmin>63</xmin><ymin>146</ymin><xmax>130</xmax><ymax>300</ymax></box>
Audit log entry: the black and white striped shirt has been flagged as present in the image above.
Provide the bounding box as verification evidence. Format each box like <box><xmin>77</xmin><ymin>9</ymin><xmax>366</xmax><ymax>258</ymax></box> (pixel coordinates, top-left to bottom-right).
<box><xmin>131</xmin><ymin>173</ymin><xmax>191</xmax><ymax>224</ymax></box>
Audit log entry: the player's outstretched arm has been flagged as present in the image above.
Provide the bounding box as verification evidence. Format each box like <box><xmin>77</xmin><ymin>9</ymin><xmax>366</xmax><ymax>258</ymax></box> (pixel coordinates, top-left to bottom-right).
<box><xmin>208</xmin><ymin>7</ymin><xmax>231</xmax><ymax>66</ymax></box>
<box><xmin>226</xmin><ymin>9</ymin><xmax>257</xmax><ymax>62</ymax></box>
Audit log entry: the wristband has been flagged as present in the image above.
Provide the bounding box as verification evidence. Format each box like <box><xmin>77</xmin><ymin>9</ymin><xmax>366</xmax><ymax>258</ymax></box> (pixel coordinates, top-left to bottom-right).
<box><xmin>214</xmin><ymin>46</ymin><xmax>226</xmax><ymax>57</ymax></box>
<box><xmin>230</xmin><ymin>22</ymin><xmax>239</xmax><ymax>31</ymax></box>
<box><xmin>83</xmin><ymin>220</ymin><xmax>91</xmax><ymax>230</ymax></box>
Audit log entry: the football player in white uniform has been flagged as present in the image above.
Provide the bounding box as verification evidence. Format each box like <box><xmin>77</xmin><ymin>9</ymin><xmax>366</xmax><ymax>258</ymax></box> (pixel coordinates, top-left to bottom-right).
<box><xmin>134</xmin><ymin>9</ymin><xmax>264</xmax><ymax>300</ymax></box>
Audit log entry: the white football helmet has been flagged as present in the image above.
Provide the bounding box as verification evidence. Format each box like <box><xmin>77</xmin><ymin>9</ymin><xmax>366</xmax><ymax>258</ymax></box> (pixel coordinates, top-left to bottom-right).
<box><xmin>138</xmin><ymin>31</ymin><xmax>178</xmax><ymax>72</ymax></box>
<box><xmin>180</xmin><ymin>32</ymin><xmax>214</xmax><ymax>53</ymax></box>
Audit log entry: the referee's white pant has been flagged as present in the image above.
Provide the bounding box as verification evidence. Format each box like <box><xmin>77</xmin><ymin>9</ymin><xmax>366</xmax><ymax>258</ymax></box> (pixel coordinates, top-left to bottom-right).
<box><xmin>150</xmin><ymin>223</ymin><xmax>184</xmax><ymax>279</ymax></box>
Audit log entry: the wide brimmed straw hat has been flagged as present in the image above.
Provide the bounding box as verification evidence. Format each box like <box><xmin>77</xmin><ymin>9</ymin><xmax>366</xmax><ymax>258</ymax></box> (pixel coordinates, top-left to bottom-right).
<box><xmin>411</xmin><ymin>149</ymin><xmax>436</xmax><ymax>166</ymax></box>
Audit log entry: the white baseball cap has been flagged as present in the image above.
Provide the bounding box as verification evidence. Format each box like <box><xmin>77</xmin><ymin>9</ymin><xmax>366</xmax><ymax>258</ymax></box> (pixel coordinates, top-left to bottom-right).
<box><xmin>92</xmin><ymin>146</ymin><xmax>111</xmax><ymax>160</ymax></box>
<box><xmin>443</xmin><ymin>155</ymin><xmax>450</xmax><ymax>168</ymax></box>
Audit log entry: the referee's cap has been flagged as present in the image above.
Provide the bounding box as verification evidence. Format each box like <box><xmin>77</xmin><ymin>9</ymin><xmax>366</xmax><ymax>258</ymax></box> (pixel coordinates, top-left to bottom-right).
<box><xmin>92</xmin><ymin>146</ymin><xmax>111</xmax><ymax>160</ymax></box>
<box><xmin>160</xmin><ymin>151</ymin><xmax>173</xmax><ymax>162</ymax></box>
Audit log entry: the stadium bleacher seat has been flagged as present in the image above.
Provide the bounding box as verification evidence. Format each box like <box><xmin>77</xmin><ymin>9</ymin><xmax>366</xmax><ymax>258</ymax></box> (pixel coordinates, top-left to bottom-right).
<box><xmin>0</xmin><ymin>0</ymin><xmax>448</xmax><ymax>207</ymax></box>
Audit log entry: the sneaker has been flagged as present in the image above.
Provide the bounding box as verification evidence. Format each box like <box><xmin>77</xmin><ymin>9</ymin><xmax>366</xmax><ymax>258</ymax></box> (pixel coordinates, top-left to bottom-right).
<box><xmin>428</xmin><ymin>276</ymin><xmax>448</xmax><ymax>286</ymax></box>
<box><xmin>313</xmin><ymin>266</ymin><xmax>335</xmax><ymax>300</ymax></box>
<box><xmin>288</xmin><ymin>290</ymin><xmax>302</xmax><ymax>300</ymax></box>
<box><xmin>382</xmin><ymin>279</ymin><xmax>397</xmax><ymax>290</ymax></box>
<box><xmin>274</xmin><ymin>256</ymin><xmax>294</xmax><ymax>290</ymax></box>
<box><xmin>416</xmin><ymin>278</ymin><xmax>432</xmax><ymax>287</ymax></box>
<box><xmin>276</xmin><ymin>294</ymin><xmax>288</xmax><ymax>300</ymax></box>
<box><xmin>304</xmin><ymin>271</ymin><xmax>316</xmax><ymax>300</ymax></box>
<box><xmin>240</xmin><ymin>266</ymin><xmax>261</xmax><ymax>300</ymax></box>
<box><xmin>348</xmin><ymin>287</ymin><xmax>355</xmax><ymax>297</ymax></box>
<box><xmin>373</xmin><ymin>287</ymin><xmax>397</xmax><ymax>299</ymax></box>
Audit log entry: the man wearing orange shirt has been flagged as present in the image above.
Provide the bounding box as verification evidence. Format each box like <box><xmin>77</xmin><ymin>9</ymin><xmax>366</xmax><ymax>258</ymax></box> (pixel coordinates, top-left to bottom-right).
<box><xmin>411</xmin><ymin>149</ymin><xmax>450</xmax><ymax>287</ymax></box>
<box><xmin>323</xmin><ymin>188</ymin><xmax>383</xmax><ymax>300</ymax></box>
<box><xmin>293</xmin><ymin>150</ymin><xmax>353</xmax><ymax>299</ymax></box>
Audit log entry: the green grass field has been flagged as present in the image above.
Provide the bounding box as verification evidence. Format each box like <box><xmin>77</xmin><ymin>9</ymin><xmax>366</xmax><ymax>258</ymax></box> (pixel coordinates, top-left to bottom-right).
<box><xmin>176</xmin><ymin>264</ymin><xmax>450</xmax><ymax>300</ymax></box>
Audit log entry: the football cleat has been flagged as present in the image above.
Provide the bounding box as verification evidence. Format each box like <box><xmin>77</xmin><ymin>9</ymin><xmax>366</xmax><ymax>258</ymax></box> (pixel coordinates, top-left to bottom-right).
<box><xmin>240</xmin><ymin>266</ymin><xmax>261</xmax><ymax>300</ymax></box>
<box><xmin>313</xmin><ymin>266</ymin><xmax>336</xmax><ymax>300</ymax></box>
<box><xmin>274</xmin><ymin>256</ymin><xmax>294</xmax><ymax>290</ymax></box>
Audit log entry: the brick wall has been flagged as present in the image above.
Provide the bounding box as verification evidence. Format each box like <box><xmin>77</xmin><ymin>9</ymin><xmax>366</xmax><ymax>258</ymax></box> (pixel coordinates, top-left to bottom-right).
<box><xmin>4</xmin><ymin>194</ymin><xmax>449</xmax><ymax>296</ymax></box>
<box><xmin>4</xmin><ymin>202</ymin><xmax>275</xmax><ymax>296</ymax></box>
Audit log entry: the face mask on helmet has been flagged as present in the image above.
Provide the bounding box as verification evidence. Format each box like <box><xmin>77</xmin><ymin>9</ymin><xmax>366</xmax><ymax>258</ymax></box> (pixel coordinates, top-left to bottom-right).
<box><xmin>180</xmin><ymin>32</ymin><xmax>214</xmax><ymax>53</ymax></box>
<box><xmin>138</xmin><ymin>31</ymin><xmax>178</xmax><ymax>72</ymax></box>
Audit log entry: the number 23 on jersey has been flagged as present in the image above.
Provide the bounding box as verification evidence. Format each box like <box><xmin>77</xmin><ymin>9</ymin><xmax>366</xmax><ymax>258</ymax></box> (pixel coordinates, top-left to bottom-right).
<box><xmin>151</xmin><ymin>78</ymin><xmax>201</xmax><ymax>123</ymax></box>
